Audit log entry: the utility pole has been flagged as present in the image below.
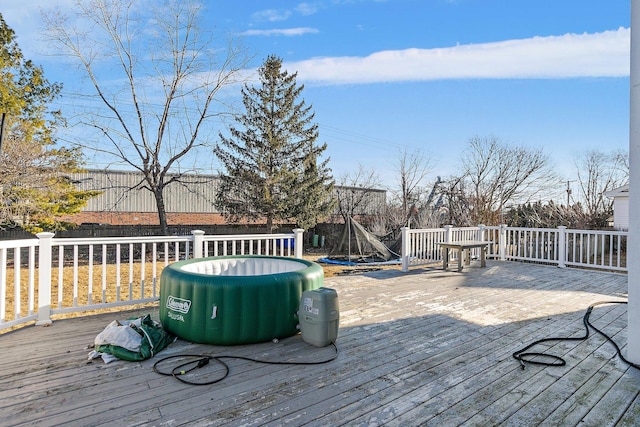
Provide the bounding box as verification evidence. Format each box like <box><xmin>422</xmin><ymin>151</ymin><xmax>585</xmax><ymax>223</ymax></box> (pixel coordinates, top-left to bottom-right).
<box><xmin>565</xmin><ymin>180</ymin><xmax>577</xmax><ymax>207</ymax></box>
<box><xmin>0</xmin><ymin>112</ymin><xmax>6</xmax><ymax>154</ymax></box>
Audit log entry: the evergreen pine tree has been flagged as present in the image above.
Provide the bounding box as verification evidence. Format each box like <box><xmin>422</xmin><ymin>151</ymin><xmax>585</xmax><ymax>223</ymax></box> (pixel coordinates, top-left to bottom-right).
<box><xmin>215</xmin><ymin>55</ymin><xmax>335</xmax><ymax>232</ymax></box>
<box><xmin>0</xmin><ymin>14</ymin><xmax>98</xmax><ymax>232</ymax></box>
<box><xmin>293</xmin><ymin>142</ymin><xmax>336</xmax><ymax>230</ymax></box>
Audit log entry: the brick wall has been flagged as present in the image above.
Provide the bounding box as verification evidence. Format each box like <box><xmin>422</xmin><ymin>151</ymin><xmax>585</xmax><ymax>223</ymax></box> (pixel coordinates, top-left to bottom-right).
<box><xmin>62</xmin><ymin>211</ymin><xmax>232</xmax><ymax>226</ymax></box>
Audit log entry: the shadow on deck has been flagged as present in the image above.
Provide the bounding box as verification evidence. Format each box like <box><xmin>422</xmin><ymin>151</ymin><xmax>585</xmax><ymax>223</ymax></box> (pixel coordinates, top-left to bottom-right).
<box><xmin>1</xmin><ymin>261</ymin><xmax>639</xmax><ymax>426</ymax></box>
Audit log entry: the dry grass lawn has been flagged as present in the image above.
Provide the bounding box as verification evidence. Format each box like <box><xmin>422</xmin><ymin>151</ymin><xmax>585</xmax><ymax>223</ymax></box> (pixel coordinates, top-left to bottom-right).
<box><xmin>1</xmin><ymin>253</ymin><xmax>401</xmax><ymax>329</ymax></box>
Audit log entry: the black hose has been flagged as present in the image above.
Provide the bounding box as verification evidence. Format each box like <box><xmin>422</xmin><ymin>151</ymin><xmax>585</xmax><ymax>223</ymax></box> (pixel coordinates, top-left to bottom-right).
<box><xmin>153</xmin><ymin>354</ymin><xmax>230</xmax><ymax>386</ymax></box>
<box><xmin>153</xmin><ymin>342</ymin><xmax>339</xmax><ymax>386</ymax></box>
<box><xmin>513</xmin><ymin>301</ymin><xmax>640</xmax><ymax>371</ymax></box>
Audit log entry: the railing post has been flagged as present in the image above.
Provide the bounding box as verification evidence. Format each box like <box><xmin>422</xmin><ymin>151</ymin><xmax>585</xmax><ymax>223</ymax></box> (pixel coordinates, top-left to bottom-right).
<box><xmin>558</xmin><ymin>226</ymin><xmax>567</xmax><ymax>268</ymax></box>
<box><xmin>36</xmin><ymin>232</ymin><xmax>54</xmax><ymax>326</ymax></box>
<box><xmin>401</xmin><ymin>226</ymin><xmax>410</xmax><ymax>272</ymax></box>
<box><xmin>444</xmin><ymin>225</ymin><xmax>453</xmax><ymax>243</ymax></box>
<box><xmin>192</xmin><ymin>230</ymin><xmax>205</xmax><ymax>259</ymax></box>
<box><xmin>293</xmin><ymin>228</ymin><xmax>304</xmax><ymax>259</ymax></box>
<box><xmin>477</xmin><ymin>224</ymin><xmax>485</xmax><ymax>241</ymax></box>
<box><xmin>499</xmin><ymin>224</ymin><xmax>507</xmax><ymax>261</ymax></box>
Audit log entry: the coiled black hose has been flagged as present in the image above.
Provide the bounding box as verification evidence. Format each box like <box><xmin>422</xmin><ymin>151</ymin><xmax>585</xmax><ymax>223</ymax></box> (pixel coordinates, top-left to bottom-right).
<box><xmin>513</xmin><ymin>301</ymin><xmax>640</xmax><ymax>371</ymax></box>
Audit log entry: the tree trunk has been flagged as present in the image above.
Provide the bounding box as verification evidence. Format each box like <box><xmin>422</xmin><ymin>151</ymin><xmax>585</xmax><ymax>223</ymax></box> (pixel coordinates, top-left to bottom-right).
<box><xmin>154</xmin><ymin>189</ymin><xmax>169</xmax><ymax>235</ymax></box>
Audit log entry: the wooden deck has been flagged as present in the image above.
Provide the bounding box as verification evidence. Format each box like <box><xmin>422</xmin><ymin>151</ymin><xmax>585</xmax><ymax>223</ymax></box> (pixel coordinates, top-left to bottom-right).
<box><xmin>1</xmin><ymin>261</ymin><xmax>639</xmax><ymax>426</ymax></box>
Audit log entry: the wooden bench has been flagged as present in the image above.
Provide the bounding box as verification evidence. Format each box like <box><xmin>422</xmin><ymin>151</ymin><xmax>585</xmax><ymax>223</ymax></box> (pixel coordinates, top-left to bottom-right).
<box><xmin>439</xmin><ymin>241</ymin><xmax>490</xmax><ymax>272</ymax></box>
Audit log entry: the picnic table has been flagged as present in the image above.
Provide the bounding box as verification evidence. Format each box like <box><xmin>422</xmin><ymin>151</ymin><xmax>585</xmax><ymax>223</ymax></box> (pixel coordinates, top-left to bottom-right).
<box><xmin>439</xmin><ymin>240</ymin><xmax>490</xmax><ymax>272</ymax></box>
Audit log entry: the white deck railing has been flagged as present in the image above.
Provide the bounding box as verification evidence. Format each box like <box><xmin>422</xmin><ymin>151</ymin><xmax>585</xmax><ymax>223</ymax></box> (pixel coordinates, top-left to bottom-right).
<box><xmin>400</xmin><ymin>225</ymin><xmax>487</xmax><ymax>270</ymax></box>
<box><xmin>2</xmin><ymin>224</ymin><xmax>627</xmax><ymax>332</ymax></box>
<box><xmin>401</xmin><ymin>225</ymin><xmax>627</xmax><ymax>273</ymax></box>
<box><xmin>0</xmin><ymin>229</ymin><xmax>303</xmax><ymax>332</ymax></box>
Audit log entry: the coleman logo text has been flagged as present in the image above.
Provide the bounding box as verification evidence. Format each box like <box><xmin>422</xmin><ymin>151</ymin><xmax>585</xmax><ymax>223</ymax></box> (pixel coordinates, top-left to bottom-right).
<box><xmin>166</xmin><ymin>295</ymin><xmax>191</xmax><ymax>314</ymax></box>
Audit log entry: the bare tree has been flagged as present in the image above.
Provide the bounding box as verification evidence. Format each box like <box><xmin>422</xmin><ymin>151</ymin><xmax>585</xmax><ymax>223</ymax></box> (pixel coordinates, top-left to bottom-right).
<box><xmin>505</xmin><ymin>200</ymin><xmax>591</xmax><ymax>229</ymax></box>
<box><xmin>575</xmin><ymin>150</ymin><xmax>628</xmax><ymax>228</ymax></box>
<box><xmin>455</xmin><ymin>136</ymin><xmax>557</xmax><ymax>225</ymax></box>
<box><xmin>334</xmin><ymin>165</ymin><xmax>384</xmax><ymax>222</ymax></box>
<box><xmin>43</xmin><ymin>0</ymin><xmax>249</xmax><ymax>234</ymax></box>
<box><xmin>612</xmin><ymin>148</ymin><xmax>630</xmax><ymax>181</ymax></box>
<box><xmin>440</xmin><ymin>175</ymin><xmax>474</xmax><ymax>226</ymax></box>
<box><xmin>389</xmin><ymin>148</ymin><xmax>432</xmax><ymax>228</ymax></box>
<box><xmin>411</xmin><ymin>176</ymin><xmax>448</xmax><ymax>228</ymax></box>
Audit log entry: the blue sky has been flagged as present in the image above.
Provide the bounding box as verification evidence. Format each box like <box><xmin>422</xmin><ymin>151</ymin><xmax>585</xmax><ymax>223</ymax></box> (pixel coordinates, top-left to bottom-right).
<box><xmin>2</xmin><ymin>0</ymin><xmax>631</xmax><ymax>188</ymax></box>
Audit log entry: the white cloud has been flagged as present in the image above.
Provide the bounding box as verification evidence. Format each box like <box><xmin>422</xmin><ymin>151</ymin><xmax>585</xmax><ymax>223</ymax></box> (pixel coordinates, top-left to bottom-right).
<box><xmin>295</xmin><ymin>2</ymin><xmax>321</xmax><ymax>15</ymax></box>
<box><xmin>2</xmin><ymin>0</ymin><xmax>75</xmax><ymax>55</ymax></box>
<box><xmin>241</xmin><ymin>27</ymin><xmax>319</xmax><ymax>37</ymax></box>
<box><xmin>251</xmin><ymin>9</ymin><xmax>292</xmax><ymax>22</ymax></box>
<box><xmin>2</xmin><ymin>0</ymin><xmax>73</xmax><ymax>24</ymax></box>
<box><xmin>283</xmin><ymin>28</ymin><xmax>630</xmax><ymax>85</ymax></box>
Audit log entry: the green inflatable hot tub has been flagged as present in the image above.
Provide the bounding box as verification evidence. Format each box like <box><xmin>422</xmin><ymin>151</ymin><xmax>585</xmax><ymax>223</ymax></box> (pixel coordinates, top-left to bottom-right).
<box><xmin>159</xmin><ymin>255</ymin><xmax>324</xmax><ymax>345</ymax></box>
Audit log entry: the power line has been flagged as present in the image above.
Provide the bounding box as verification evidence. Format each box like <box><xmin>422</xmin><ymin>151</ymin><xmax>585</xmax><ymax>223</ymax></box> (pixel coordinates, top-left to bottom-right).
<box><xmin>318</xmin><ymin>122</ymin><xmax>434</xmax><ymax>159</ymax></box>
<box><xmin>54</xmin><ymin>90</ymin><xmax>436</xmax><ymax>175</ymax></box>
<box><xmin>56</xmin><ymin>91</ymin><xmax>432</xmax><ymax>157</ymax></box>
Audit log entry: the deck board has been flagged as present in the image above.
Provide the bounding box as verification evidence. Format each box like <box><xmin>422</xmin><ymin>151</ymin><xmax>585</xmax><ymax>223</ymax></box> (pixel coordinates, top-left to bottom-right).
<box><xmin>1</xmin><ymin>261</ymin><xmax>637</xmax><ymax>426</ymax></box>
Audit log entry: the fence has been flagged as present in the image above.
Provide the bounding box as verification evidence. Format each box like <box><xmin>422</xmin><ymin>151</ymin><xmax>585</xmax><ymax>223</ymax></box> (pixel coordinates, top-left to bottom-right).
<box><xmin>0</xmin><ymin>229</ymin><xmax>303</xmax><ymax>332</ymax></box>
<box><xmin>401</xmin><ymin>225</ymin><xmax>627</xmax><ymax>273</ymax></box>
<box><xmin>2</xmin><ymin>224</ymin><xmax>628</xmax><ymax>332</ymax></box>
